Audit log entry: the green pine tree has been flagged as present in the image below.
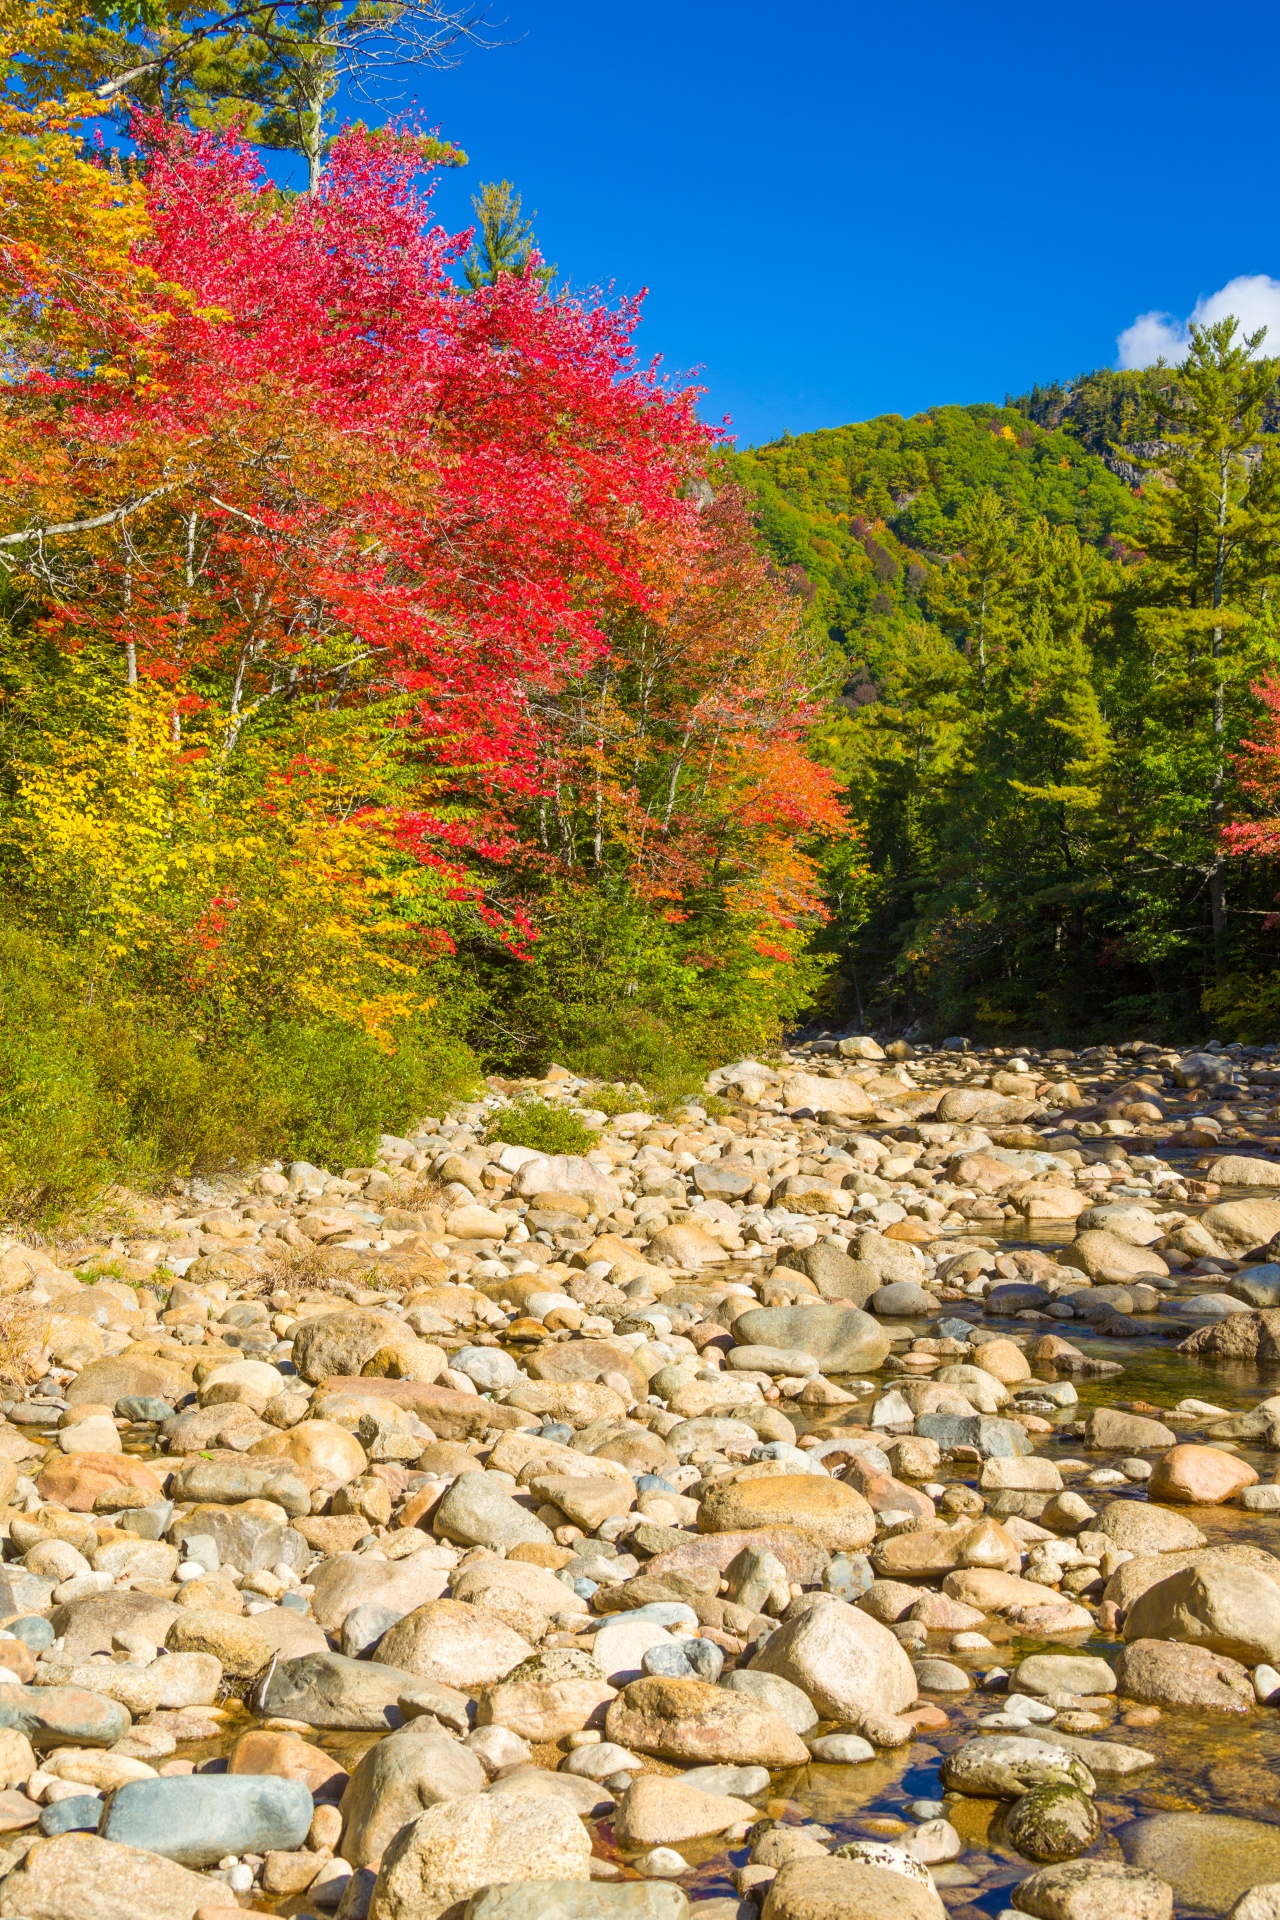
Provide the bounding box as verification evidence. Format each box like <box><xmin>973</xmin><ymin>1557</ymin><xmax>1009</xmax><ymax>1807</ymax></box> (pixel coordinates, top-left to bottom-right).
<box><xmin>32</xmin><ymin>0</ymin><xmax>481</xmax><ymax>191</ymax></box>
<box><xmin>462</xmin><ymin>180</ymin><xmax>554</xmax><ymax>289</ymax></box>
<box><xmin>1125</xmin><ymin>317</ymin><xmax>1280</xmax><ymax>974</ymax></box>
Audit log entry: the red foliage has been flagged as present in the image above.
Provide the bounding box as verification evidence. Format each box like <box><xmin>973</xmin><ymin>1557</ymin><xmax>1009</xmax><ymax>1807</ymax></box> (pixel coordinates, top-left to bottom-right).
<box><xmin>7</xmin><ymin>117</ymin><xmax>845</xmax><ymax>978</ymax></box>
<box><xmin>1224</xmin><ymin>675</ymin><xmax>1280</xmax><ymax>858</ymax></box>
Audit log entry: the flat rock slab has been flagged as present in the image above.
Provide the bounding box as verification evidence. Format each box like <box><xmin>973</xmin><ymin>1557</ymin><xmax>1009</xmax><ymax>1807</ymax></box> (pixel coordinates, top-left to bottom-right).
<box><xmin>465</xmin><ymin>1887</ymin><xmax>691</xmax><ymax>1920</ymax></box>
<box><xmin>1120</xmin><ymin>1813</ymin><xmax>1280</xmax><ymax>1913</ymax></box>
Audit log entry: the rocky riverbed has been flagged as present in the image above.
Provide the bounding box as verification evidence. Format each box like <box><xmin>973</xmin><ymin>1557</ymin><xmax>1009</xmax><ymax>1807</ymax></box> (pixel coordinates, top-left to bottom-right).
<box><xmin>4</xmin><ymin>1035</ymin><xmax>1280</xmax><ymax>1920</ymax></box>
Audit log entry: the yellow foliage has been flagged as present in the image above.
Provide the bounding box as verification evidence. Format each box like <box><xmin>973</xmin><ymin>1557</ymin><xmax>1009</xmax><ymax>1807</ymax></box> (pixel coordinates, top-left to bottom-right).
<box><xmin>2</xmin><ymin>664</ymin><xmax>456</xmax><ymax>1046</ymax></box>
<box><xmin>0</xmin><ymin>0</ymin><xmax>164</xmax><ymax>377</ymax></box>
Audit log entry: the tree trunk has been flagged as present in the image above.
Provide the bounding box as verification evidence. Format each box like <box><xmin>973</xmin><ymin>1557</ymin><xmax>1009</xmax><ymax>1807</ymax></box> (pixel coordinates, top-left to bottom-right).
<box><xmin>1209</xmin><ymin>450</ymin><xmax>1229</xmax><ymax>977</ymax></box>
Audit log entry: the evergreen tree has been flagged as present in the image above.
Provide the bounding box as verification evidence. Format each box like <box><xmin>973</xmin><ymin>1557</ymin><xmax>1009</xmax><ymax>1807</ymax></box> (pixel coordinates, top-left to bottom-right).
<box><xmin>26</xmin><ymin>0</ymin><xmax>482</xmax><ymax>190</ymax></box>
<box><xmin>934</xmin><ymin>490</ymin><xmax>1019</xmax><ymax>698</ymax></box>
<box><xmin>1125</xmin><ymin>318</ymin><xmax>1280</xmax><ymax>974</ymax></box>
<box><xmin>462</xmin><ymin>179</ymin><xmax>553</xmax><ymax>289</ymax></box>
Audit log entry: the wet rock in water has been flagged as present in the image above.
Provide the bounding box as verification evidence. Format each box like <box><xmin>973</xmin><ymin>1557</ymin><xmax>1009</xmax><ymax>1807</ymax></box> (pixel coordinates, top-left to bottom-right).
<box><xmin>1094</xmin><ymin>1500</ymin><xmax>1205</xmax><ymax>1553</ymax></box>
<box><xmin>612</xmin><ymin>1775</ymin><xmax>757</xmax><ymax>1846</ymax></box>
<box><xmin>748</xmin><ymin>1595</ymin><xmax>916</xmax><ymax>1726</ymax></box>
<box><xmin>1084</xmin><ymin>1408</ymin><xmax>1176</xmax><ymax>1450</ymax></box>
<box><xmin>1003</xmin><ymin>1783</ymin><xmax>1101</xmax><ymax>1862</ymax></box>
<box><xmin>761</xmin><ymin>1856</ymin><xmax>946</xmax><ymax>1920</ymax></box>
<box><xmin>1123</xmin><ymin>1561</ymin><xmax>1280</xmax><ymax>1666</ymax></box>
<box><xmin>227</xmin><ymin>1728</ymin><xmax>349</xmax><ymax>1800</ymax></box>
<box><xmin>1147</xmin><ymin>1444</ymin><xmax>1258</xmax><ymax>1504</ymax></box>
<box><xmin>368</xmin><ymin>1790</ymin><xmax>591</xmax><ymax>1920</ymax></box>
<box><xmin>940</xmin><ymin>1737</ymin><xmax>1095</xmax><ymax>1798</ymax></box>
<box><xmin>338</xmin><ymin>1724</ymin><xmax>486</xmax><ymax>1867</ymax></box>
<box><xmin>1120</xmin><ymin>1814</ymin><xmax>1280</xmax><ymax>1914</ymax></box>
<box><xmin>1013</xmin><ymin>1655</ymin><xmax>1116</xmax><ymax>1697</ymax></box>
<box><xmin>808</xmin><ymin>1732</ymin><xmax>875</xmax><ymax>1763</ymax></box>
<box><xmin>99</xmin><ymin>1773</ymin><xmax>313</xmax><ymax>1866</ymax></box>
<box><xmin>465</xmin><ymin>1887</ymin><xmax>691</xmax><ymax>1920</ymax></box>
<box><xmin>1113</xmin><ymin>1639</ymin><xmax>1255</xmax><ymax>1713</ymax></box>
<box><xmin>1226</xmin><ymin>1267</ymin><xmax>1280</xmax><ymax>1309</ymax></box>
<box><xmin>1012</xmin><ymin>1859</ymin><xmax>1173</xmax><ymax>1920</ymax></box>
<box><xmin>1180</xmin><ymin>1308</ymin><xmax>1280</xmax><ymax>1360</ymax></box>
<box><xmin>913</xmin><ymin>1658</ymin><xmax>971</xmax><ymax>1693</ymax></box>
<box><xmin>0</xmin><ymin>1831</ymin><xmax>214</xmax><ymax>1920</ymax></box>
<box><xmin>605</xmin><ymin>1677</ymin><xmax>810</xmax><ymax>1768</ymax></box>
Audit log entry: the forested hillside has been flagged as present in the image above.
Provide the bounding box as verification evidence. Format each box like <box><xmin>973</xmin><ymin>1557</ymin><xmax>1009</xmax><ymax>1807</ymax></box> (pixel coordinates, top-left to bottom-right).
<box><xmin>731</xmin><ymin>367</ymin><xmax>1280</xmax><ymax>1045</ymax></box>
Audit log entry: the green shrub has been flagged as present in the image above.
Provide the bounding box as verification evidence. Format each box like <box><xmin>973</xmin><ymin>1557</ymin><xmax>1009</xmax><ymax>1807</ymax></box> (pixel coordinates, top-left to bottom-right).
<box><xmin>0</xmin><ymin>925</ymin><xmax>480</xmax><ymax>1222</ymax></box>
<box><xmin>470</xmin><ymin>882</ymin><xmax>827</xmax><ymax>1091</ymax></box>
<box><xmin>485</xmin><ymin>1098</ymin><xmax>599</xmax><ymax>1156</ymax></box>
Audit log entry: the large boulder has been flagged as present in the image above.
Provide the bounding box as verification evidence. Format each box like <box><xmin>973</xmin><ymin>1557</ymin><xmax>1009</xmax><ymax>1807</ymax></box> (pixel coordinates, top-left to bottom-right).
<box><xmin>773</xmin><ymin>1246</ymin><xmax>881</xmax><ymax>1306</ymax></box>
<box><xmin>249</xmin><ymin>1419</ymin><xmax>367</xmax><ymax>1487</ymax></box>
<box><xmin>339</xmin><ymin>1724</ymin><xmax>485</xmax><ymax>1867</ymax></box>
<box><xmin>1012</xmin><ymin>1860</ymin><xmax>1172</xmax><ymax>1920</ymax></box>
<box><xmin>612</xmin><ymin>1775</ymin><xmax>758</xmax><ymax>1848</ymax></box>
<box><xmin>511</xmin><ymin>1155</ymin><xmax>623</xmax><ymax>1210</ymax></box>
<box><xmin>698</xmin><ymin>1477</ymin><xmax>875</xmax><ymax>1552</ymax></box>
<box><xmin>0</xmin><ymin>1833</ymin><xmax>212</xmax><ymax>1920</ymax></box>
<box><xmin>433</xmin><ymin>1474</ymin><xmax>554</xmax><ymax>1552</ymax></box>
<box><xmin>1085</xmin><ymin>1408</ymin><xmax>1176</xmax><ymax>1451</ymax></box>
<box><xmin>368</xmin><ymin>1790</ymin><xmax>591</xmax><ymax>1920</ymax></box>
<box><xmin>1075</xmin><ymin>1205</ymin><xmax>1165</xmax><ymax>1245</ymax></box>
<box><xmin>98</xmin><ymin>1774</ymin><xmax>313</xmax><ymax>1866</ymax></box>
<box><xmin>605</xmin><ymin>1676</ymin><xmax>810</xmax><ymax>1768</ymax></box>
<box><xmin>731</xmin><ymin>1305</ymin><xmax>890</xmax><ymax>1373</ymax></box>
<box><xmin>1120</xmin><ymin>1814</ymin><xmax>1280</xmax><ymax>1915</ymax></box>
<box><xmin>1202</xmin><ymin>1200</ymin><xmax>1280</xmax><ymax>1250</ymax></box>
<box><xmin>1208</xmin><ymin>1156</ymin><xmax>1280</xmax><ymax>1189</ymax></box>
<box><xmin>779</xmin><ymin>1073</ymin><xmax>875</xmax><ymax>1120</ymax></box>
<box><xmin>291</xmin><ymin>1310</ymin><xmax>422</xmax><ymax>1385</ymax></box>
<box><xmin>65</xmin><ymin>1355</ymin><xmax>193</xmax><ymax>1409</ymax></box>
<box><xmin>762</xmin><ymin>1856</ymin><xmax>945</xmax><ymax>1920</ymax></box>
<box><xmin>1105</xmin><ymin>1544</ymin><xmax>1280</xmax><ymax>1612</ymax></box>
<box><xmin>308</xmin><ymin>1553</ymin><xmax>451</xmax><ymax>1633</ymax></box>
<box><xmin>374</xmin><ymin>1601</ymin><xmax>532</xmax><ymax>1690</ymax></box>
<box><xmin>1123</xmin><ymin>1561</ymin><xmax>1280</xmax><ymax>1666</ymax></box>
<box><xmin>1148</xmin><ymin>1446</ymin><xmax>1258</xmax><ymax>1505</ymax></box>
<box><xmin>260</xmin><ymin>1651</ymin><xmax>422</xmax><ymax>1730</ymax></box>
<box><xmin>1094</xmin><ymin>1501</ymin><xmax>1205</xmax><ymax>1554</ymax></box>
<box><xmin>450</xmin><ymin>1560</ymin><xmax>588</xmax><ymax>1641</ymax></box>
<box><xmin>1180</xmin><ymin>1309</ymin><xmax>1280</xmax><ymax>1360</ymax></box>
<box><xmin>1114</xmin><ymin>1640</ymin><xmax>1255</xmax><ymax>1714</ymax></box>
<box><xmin>1061</xmin><ymin>1233</ymin><xmax>1168</xmax><ymax>1280</ymax></box>
<box><xmin>749</xmin><ymin>1596</ymin><xmax>916</xmax><ymax>1727</ymax></box>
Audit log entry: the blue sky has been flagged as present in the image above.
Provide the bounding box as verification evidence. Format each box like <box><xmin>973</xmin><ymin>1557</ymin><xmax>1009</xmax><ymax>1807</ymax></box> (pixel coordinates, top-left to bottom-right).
<box><xmin>339</xmin><ymin>0</ymin><xmax>1280</xmax><ymax>447</ymax></box>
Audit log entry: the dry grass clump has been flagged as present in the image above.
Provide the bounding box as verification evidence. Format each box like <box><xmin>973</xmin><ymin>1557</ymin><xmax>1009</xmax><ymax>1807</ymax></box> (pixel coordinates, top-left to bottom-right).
<box><xmin>0</xmin><ymin>1298</ymin><xmax>53</xmax><ymax>1389</ymax></box>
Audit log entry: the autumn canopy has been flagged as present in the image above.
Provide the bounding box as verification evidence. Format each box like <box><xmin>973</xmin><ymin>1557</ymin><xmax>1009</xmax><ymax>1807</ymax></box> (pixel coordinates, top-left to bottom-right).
<box><xmin>0</xmin><ymin>20</ymin><xmax>845</xmax><ymax>1194</ymax></box>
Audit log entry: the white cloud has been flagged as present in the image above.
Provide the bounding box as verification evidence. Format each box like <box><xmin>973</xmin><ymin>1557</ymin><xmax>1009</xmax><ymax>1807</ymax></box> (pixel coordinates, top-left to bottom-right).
<box><xmin>1116</xmin><ymin>274</ymin><xmax>1280</xmax><ymax>369</ymax></box>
